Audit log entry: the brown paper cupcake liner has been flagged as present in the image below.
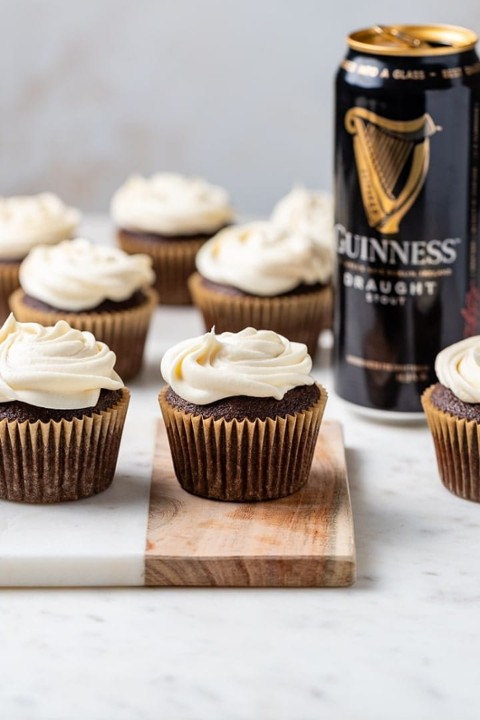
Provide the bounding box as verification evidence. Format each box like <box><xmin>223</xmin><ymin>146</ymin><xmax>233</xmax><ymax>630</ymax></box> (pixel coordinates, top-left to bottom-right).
<box><xmin>188</xmin><ymin>273</ymin><xmax>332</xmax><ymax>359</ymax></box>
<box><xmin>9</xmin><ymin>287</ymin><xmax>158</xmax><ymax>382</ymax></box>
<box><xmin>422</xmin><ymin>384</ymin><xmax>480</xmax><ymax>502</ymax></box>
<box><xmin>118</xmin><ymin>230</ymin><xmax>208</xmax><ymax>305</ymax></box>
<box><xmin>0</xmin><ymin>388</ymin><xmax>130</xmax><ymax>503</ymax></box>
<box><xmin>0</xmin><ymin>261</ymin><xmax>20</xmax><ymax>324</ymax></box>
<box><xmin>159</xmin><ymin>384</ymin><xmax>327</xmax><ymax>502</ymax></box>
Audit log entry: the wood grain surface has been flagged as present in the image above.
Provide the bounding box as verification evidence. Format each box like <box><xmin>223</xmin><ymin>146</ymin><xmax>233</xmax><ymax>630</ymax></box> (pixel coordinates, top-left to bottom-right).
<box><xmin>145</xmin><ymin>419</ymin><xmax>355</xmax><ymax>587</ymax></box>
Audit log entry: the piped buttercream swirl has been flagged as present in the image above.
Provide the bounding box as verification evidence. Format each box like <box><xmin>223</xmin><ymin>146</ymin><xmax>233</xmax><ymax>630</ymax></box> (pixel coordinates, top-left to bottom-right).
<box><xmin>435</xmin><ymin>336</ymin><xmax>480</xmax><ymax>403</ymax></box>
<box><xmin>271</xmin><ymin>186</ymin><xmax>334</xmax><ymax>279</ymax></box>
<box><xmin>161</xmin><ymin>327</ymin><xmax>314</xmax><ymax>404</ymax></box>
<box><xmin>110</xmin><ymin>173</ymin><xmax>234</xmax><ymax>235</ymax></box>
<box><xmin>196</xmin><ymin>220</ymin><xmax>330</xmax><ymax>295</ymax></box>
<box><xmin>271</xmin><ymin>187</ymin><xmax>334</xmax><ymax>241</ymax></box>
<box><xmin>0</xmin><ymin>315</ymin><xmax>123</xmax><ymax>410</ymax></box>
<box><xmin>0</xmin><ymin>193</ymin><xmax>80</xmax><ymax>260</ymax></box>
<box><xmin>19</xmin><ymin>238</ymin><xmax>155</xmax><ymax>311</ymax></box>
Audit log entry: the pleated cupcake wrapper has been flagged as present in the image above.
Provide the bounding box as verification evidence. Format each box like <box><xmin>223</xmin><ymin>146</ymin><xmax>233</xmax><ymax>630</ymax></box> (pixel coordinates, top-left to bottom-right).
<box><xmin>118</xmin><ymin>231</ymin><xmax>207</xmax><ymax>305</ymax></box>
<box><xmin>0</xmin><ymin>388</ymin><xmax>130</xmax><ymax>504</ymax></box>
<box><xmin>0</xmin><ymin>262</ymin><xmax>20</xmax><ymax>323</ymax></box>
<box><xmin>159</xmin><ymin>384</ymin><xmax>328</xmax><ymax>502</ymax></box>
<box><xmin>422</xmin><ymin>385</ymin><xmax>480</xmax><ymax>502</ymax></box>
<box><xmin>9</xmin><ymin>287</ymin><xmax>158</xmax><ymax>382</ymax></box>
<box><xmin>188</xmin><ymin>273</ymin><xmax>333</xmax><ymax>359</ymax></box>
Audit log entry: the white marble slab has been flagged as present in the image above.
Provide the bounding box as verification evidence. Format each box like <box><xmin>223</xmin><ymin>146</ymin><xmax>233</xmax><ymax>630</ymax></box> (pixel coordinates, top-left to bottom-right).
<box><xmin>0</xmin><ymin>400</ymin><xmax>153</xmax><ymax>587</ymax></box>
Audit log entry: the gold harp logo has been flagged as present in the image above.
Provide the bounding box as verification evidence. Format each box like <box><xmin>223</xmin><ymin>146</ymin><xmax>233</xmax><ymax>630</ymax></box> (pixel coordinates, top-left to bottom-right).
<box><xmin>345</xmin><ymin>107</ymin><xmax>441</xmax><ymax>234</ymax></box>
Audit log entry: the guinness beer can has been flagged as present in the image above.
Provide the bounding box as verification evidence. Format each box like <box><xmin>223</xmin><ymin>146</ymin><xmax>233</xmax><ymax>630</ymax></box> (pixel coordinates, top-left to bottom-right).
<box><xmin>334</xmin><ymin>24</ymin><xmax>480</xmax><ymax>416</ymax></box>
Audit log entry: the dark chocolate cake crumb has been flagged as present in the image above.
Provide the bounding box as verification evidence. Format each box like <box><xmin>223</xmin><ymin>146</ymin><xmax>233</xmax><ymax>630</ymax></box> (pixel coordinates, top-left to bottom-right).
<box><xmin>165</xmin><ymin>384</ymin><xmax>320</xmax><ymax>421</ymax></box>
<box><xmin>0</xmin><ymin>258</ymin><xmax>23</xmax><ymax>265</ymax></box>
<box><xmin>430</xmin><ymin>383</ymin><xmax>480</xmax><ymax>422</ymax></box>
<box><xmin>198</xmin><ymin>275</ymin><xmax>326</xmax><ymax>298</ymax></box>
<box><xmin>118</xmin><ymin>227</ymin><xmax>227</xmax><ymax>244</ymax></box>
<box><xmin>0</xmin><ymin>389</ymin><xmax>123</xmax><ymax>423</ymax></box>
<box><xmin>21</xmin><ymin>290</ymin><xmax>147</xmax><ymax>315</ymax></box>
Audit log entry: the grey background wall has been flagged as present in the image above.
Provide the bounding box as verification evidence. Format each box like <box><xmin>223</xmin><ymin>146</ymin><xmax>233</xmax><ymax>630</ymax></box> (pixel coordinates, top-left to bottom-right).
<box><xmin>2</xmin><ymin>0</ymin><xmax>480</xmax><ymax>214</ymax></box>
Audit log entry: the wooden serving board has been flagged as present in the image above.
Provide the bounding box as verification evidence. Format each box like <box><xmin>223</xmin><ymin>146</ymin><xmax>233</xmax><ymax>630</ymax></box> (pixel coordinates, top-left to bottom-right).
<box><xmin>145</xmin><ymin>420</ymin><xmax>356</xmax><ymax>587</ymax></box>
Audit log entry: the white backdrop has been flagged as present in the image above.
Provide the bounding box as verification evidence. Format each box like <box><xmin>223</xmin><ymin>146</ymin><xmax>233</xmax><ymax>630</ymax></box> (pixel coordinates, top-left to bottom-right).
<box><xmin>2</xmin><ymin>0</ymin><xmax>480</xmax><ymax>214</ymax></box>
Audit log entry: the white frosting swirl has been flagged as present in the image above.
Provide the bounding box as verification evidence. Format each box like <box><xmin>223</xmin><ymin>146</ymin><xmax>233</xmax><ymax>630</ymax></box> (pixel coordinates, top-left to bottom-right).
<box><xmin>196</xmin><ymin>220</ymin><xmax>330</xmax><ymax>295</ymax></box>
<box><xmin>435</xmin><ymin>336</ymin><xmax>480</xmax><ymax>403</ymax></box>
<box><xmin>110</xmin><ymin>173</ymin><xmax>234</xmax><ymax>235</ymax></box>
<box><xmin>271</xmin><ymin>187</ymin><xmax>334</xmax><ymax>279</ymax></box>
<box><xmin>0</xmin><ymin>315</ymin><xmax>123</xmax><ymax>410</ymax></box>
<box><xmin>0</xmin><ymin>193</ymin><xmax>80</xmax><ymax>260</ymax></box>
<box><xmin>161</xmin><ymin>327</ymin><xmax>314</xmax><ymax>404</ymax></box>
<box><xmin>19</xmin><ymin>238</ymin><xmax>155</xmax><ymax>311</ymax></box>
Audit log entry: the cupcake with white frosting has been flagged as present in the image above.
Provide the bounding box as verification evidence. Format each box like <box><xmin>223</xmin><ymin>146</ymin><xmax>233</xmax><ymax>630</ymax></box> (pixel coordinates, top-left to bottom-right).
<box><xmin>189</xmin><ymin>220</ymin><xmax>332</xmax><ymax>358</ymax></box>
<box><xmin>159</xmin><ymin>327</ymin><xmax>327</xmax><ymax>501</ymax></box>
<box><xmin>111</xmin><ymin>173</ymin><xmax>234</xmax><ymax>305</ymax></box>
<box><xmin>9</xmin><ymin>238</ymin><xmax>157</xmax><ymax>381</ymax></box>
<box><xmin>0</xmin><ymin>193</ymin><xmax>80</xmax><ymax>320</ymax></box>
<box><xmin>0</xmin><ymin>315</ymin><xmax>129</xmax><ymax>503</ymax></box>
<box><xmin>422</xmin><ymin>336</ymin><xmax>480</xmax><ymax>502</ymax></box>
<box><xmin>271</xmin><ymin>186</ymin><xmax>335</xmax><ymax>327</ymax></box>
<box><xmin>271</xmin><ymin>187</ymin><xmax>334</xmax><ymax>252</ymax></box>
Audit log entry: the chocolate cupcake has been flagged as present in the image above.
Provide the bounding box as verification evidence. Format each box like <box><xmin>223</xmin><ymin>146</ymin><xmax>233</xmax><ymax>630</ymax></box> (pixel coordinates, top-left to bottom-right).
<box><xmin>0</xmin><ymin>193</ymin><xmax>80</xmax><ymax>322</ymax></box>
<box><xmin>159</xmin><ymin>327</ymin><xmax>327</xmax><ymax>501</ymax></box>
<box><xmin>422</xmin><ymin>336</ymin><xmax>480</xmax><ymax>502</ymax></box>
<box><xmin>189</xmin><ymin>220</ymin><xmax>332</xmax><ymax>359</ymax></box>
<box><xmin>0</xmin><ymin>315</ymin><xmax>129</xmax><ymax>503</ymax></box>
<box><xmin>9</xmin><ymin>237</ymin><xmax>157</xmax><ymax>381</ymax></box>
<box><xmin>111</xmin><ymin>173</ymin><xmax>234</xmax><ymax>305</ymax></box>
<box><xmin>270</xmin><ymin>186</ymin><xmax>334</xmax><ymax>328</ymax></box>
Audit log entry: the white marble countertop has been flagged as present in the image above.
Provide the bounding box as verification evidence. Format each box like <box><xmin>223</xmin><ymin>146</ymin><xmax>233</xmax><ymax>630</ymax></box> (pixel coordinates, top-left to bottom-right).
<box><xmin>1</xmin><ymin>217</ymin><xmax>480</xmax><ymax>720</ymax></box>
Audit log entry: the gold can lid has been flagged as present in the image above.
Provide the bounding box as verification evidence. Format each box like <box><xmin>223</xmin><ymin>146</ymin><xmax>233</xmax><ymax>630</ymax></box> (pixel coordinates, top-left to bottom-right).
<box><xmin>348</xmin><ymin>24</ymin><xmax>478</xmax><ymax>57</ymax></box>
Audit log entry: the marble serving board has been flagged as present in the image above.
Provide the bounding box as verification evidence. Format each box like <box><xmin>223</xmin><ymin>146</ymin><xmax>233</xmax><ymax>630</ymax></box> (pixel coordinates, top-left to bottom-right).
<box><xmin>0</xmin><ymin>417</ymin><xmax>355</xmax><ymax>588</ymax></box>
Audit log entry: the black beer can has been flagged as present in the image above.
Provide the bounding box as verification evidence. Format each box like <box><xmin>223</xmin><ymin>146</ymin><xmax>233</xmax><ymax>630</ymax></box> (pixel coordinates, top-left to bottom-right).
<box><xmin>334</xmin><ymin>24</ymin><xmax>480</xmax><ymax>417</ymax></box>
